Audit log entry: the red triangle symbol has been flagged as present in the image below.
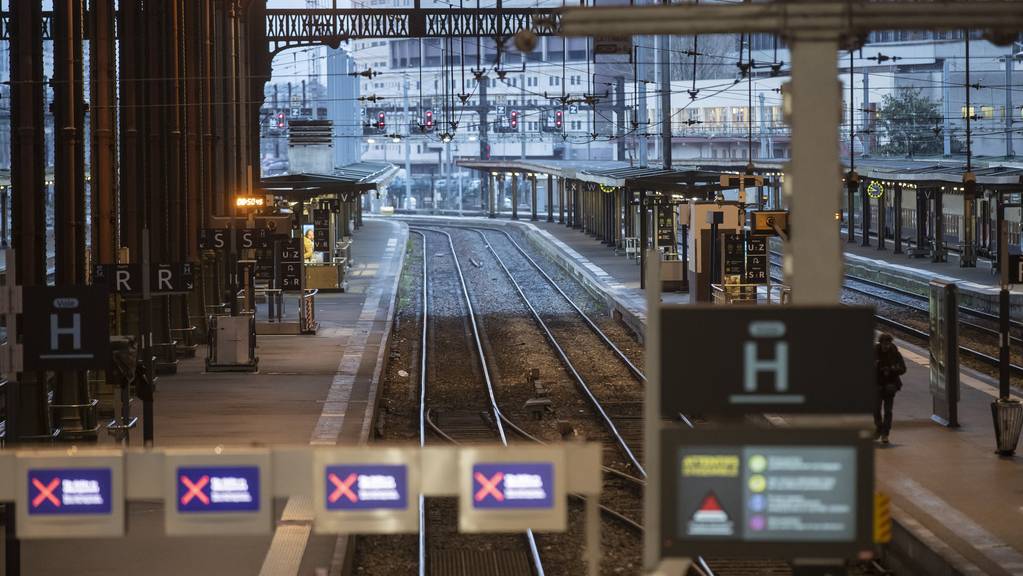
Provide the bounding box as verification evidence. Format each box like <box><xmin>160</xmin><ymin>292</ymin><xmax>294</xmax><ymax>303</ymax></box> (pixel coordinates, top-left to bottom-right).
<box><xmin>699</xmin><ymin>493</ymin><xmax>722</xmax><ymax>512</ymax></box>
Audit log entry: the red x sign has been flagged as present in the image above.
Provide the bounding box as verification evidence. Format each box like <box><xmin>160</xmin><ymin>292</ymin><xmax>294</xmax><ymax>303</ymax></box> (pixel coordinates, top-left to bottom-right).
<box><xmin>328</xmin><ymin>472</ymin><xmax>359</xmax><ymax>504</ymax></box>
<box><xmin>180</xmin><ymin>475</ymin><xmax>210</xmax><ymax>506</ymax></box>
<box><xmin>31</xmin><ymin>477</ymin><xmax>61</xmax><ymax>508</ymax></box>
<box><xmin>474</xmin><ymin>471</ymin><xmax>504</xmax><ymax>503</ymax></box>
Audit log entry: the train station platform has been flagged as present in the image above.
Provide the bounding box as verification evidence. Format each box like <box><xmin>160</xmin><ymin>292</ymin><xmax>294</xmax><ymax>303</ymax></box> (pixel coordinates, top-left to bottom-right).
<box><xmin>10</xmin><ymin>218</ymin><xmax>408</xmax><ymax>576</ymax></box>
<box><xmin>484</xmin><ymin>216</ymin><xmax>1023</xmax><ymax>576</ymax></box>
<box><xmin>873</xmin><ymin>339</ymin><xmax>1023</xmax><ymax>576</ymax></box>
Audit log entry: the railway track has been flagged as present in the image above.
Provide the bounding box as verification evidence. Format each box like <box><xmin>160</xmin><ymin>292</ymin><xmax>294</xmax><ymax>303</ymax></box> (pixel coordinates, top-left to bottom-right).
<box><xmin>768</xmin><ymin>251</ymin><xmax>1023</xmax><ymax>375</ymax></box>
<box><xmin>411</xmin><ymin>228</ymin><xmax>546</xmax><ymax>576</ymax></box>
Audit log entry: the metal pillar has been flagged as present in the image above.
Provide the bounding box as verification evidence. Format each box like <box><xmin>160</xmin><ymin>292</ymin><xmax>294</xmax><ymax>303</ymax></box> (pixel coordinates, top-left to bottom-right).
<box><xmin>639</xmin><ymin>190</ymin><xmax>648</xmax><ymax>289</ymax></box>
<box><xmin>658</xmin><ymin>29</ymin><xmax>671</xmax><ymax>169</ymax></box>
<box><xmin>860</xmin><ymin>180</ymin><xmax>871</xmax><ymax>247</ymax></box>
<box><xmin>557</xmin><ymin>178</ymin><xmax>565</xmax><ymax>223</ymax></box>
<box><xmin>877</xmin><ymin>184</ymin><xmax>886</xmax><ymax>251</ymax></box>
<box><xmin>932</xmin><ymin>188</ymin><xmax>946</xmax><ymax>263</ymax></box>
<box><xmin>90</xmin><ymin>0</ymin><xmax>117</xmax><ymax>266</ymax></box>
<box><xmin>488</xmin><ymin>173</ymin><xmax>496</xmax><ymax>218</ymax></box>
<box><xmin>531</xmin><ymin>175</ymin><xmax>538</xmax><ymax>221</ymax></box>
<box><xmin>10</xmin><ymin>0</ymin><xmax>50</xmax><ymax>441</ymax></box>
<box><xmin>962</xmin><ymin>180</ymin><xmax>977</xmax><ymax>267</ymax></box>
<box><xmin>511</xmin><ymin>173</ymin><xmax>519</xmax><ymax>220</ymax></box>
<box><xmin>893</xmin><ymin>183</ymin><xmax>903</xmax><ymax>254</ymax></box>
<box><xmin>547</xmin><ymin>174</ymin><xmax>554</xmax><ymax>222</ymax></box>
<box><xmin>787</xmin><ymin>37</ymin><xmax>844</xmax><ymax>303</ymax></box>
<box><xmin>846</xmin><ymin>175</ymin><xmax>857</xmax><ymax>243</ymax></box>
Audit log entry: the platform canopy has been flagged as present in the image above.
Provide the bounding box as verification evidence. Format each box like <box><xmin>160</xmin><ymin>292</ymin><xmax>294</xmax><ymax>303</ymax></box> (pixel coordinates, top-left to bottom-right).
<box><xmin>457</xmin><ymin>159</ymin><xmax>723</xmax><ymax>193</ymax></box>
<box><xmin>260</xmin><ymin>162</ymin><xmax>399</xmax><ymax>200</ymax></box>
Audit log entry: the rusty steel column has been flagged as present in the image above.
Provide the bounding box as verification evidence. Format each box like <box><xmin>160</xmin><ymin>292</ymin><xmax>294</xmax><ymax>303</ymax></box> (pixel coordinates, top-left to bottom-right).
<box><xmin>119</xmin><ymin>0</ymin><xmax>142</xmax><ymax>261</ymax></box>
<box><xmin>53</xmin><ymin>0</ymin><xmax>86</xmax><ymax>286</ymax></box>
<box><xmin>53</xmin><ymin>0</ymin><xmax>92</xmax><ymax>436</ymax></box>
<box><xmin>10</xmin><ymin>0</ymin><xmax>51</xmax><ymax>440</ymax></box>
<box><xmin>90</xmin><ymin>0</ymin><xmax>117</xmax><ymax>266</ymax></box>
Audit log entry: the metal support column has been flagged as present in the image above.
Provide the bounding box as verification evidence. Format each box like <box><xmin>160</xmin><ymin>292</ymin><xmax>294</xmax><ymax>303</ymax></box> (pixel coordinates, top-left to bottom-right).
<box><xmin>787</xmin><ymin>37</ymin><xmax>844</xmax><ymax>303</ymax></box>
<box><xmin>933</xmin><ymin>188</ymin><xmax>946</xmax><ymax>262</ymax></box>
<box><xmin>558</xmin><ymin>177</ymin><xmax>565</xmax><ymax>224</ymax></box>
<box><xmin>511</xmin><ymin>173</ymin><xmax>519</xmax><ymax>220</ymax></box>
<box><xmin>893</xmin><ymin>183</ymin><xmax>903</xmax><ymax>254</ymax></box>
<box><xmin>547</xmin><ymin>174</ymin><xmax>554</xmax><ymax>222</ymax></box>
<box><xmin>10</xmin><ymin>0</ymin><xmax>50</xmax><ymax>441</ymax></box>
<box><xmin>488</xmin><ymin>173</ymin><xmax>496</xmax><ymax>218</ymax></box>
<box><xmin>877</xmin><ymin>184</ymin><xmax>886</xmax><ymax>251</ymax></box>
<box><xmin>846</xmin><ymin>175</ymin><xmax>857</xmax><ymax>243</ymax></box>
<box><xmin>531</xmin><ymin>175</ymin><xmax>538</xmax><ymax>221</ymax></box>
<box><xmin>860</xmin><ymin>180</ymin><xmax>871</xmax><ymax>247</ymax></box>
<box><xmin>90</xmin><ymin>0</ymin><xmax>117</xmax><ymax>267</ymax></box>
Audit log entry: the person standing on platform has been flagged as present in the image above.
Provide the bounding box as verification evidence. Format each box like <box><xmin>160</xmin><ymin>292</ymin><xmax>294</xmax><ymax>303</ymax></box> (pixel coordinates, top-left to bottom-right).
<box><xmin>875</xmin><ymin>333</ymin><xmax>906</xmax><ymax>444</ymax></box>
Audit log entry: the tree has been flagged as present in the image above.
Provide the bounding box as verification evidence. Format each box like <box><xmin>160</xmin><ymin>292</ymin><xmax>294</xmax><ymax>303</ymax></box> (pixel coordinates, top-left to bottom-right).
<box><xmin>876</xmin><ymin>88</ymin><xmax>952</xmax><ymax>157</ymax></box>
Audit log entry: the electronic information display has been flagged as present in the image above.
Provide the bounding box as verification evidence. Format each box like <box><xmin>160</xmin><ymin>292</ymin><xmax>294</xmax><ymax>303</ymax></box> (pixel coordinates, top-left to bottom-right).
<box><xmin>660</xmin><ymin>428</ymin><xmax>872</xmax><ymax>559</ymax></box>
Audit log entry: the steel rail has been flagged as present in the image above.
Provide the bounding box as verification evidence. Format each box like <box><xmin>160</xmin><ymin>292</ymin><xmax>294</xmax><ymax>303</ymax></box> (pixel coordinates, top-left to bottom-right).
<box><xmin>473</xmin><ymin>226</ymin><xmax>645</xmax><ymax>382</ymax></box>
<box><xmin>466</xmin><ymin>227</ymin><xmax>645</xmax><ymax>476</ymax></box>
<box><xmin>767</xmin><ymin>263</ymin><xmax>1023</xmax><ymax>376</ymax></box>
<box><xmin>412</xmin><ymin>227</ymin><xmax>546</xmax><ymax>576</ymax></box>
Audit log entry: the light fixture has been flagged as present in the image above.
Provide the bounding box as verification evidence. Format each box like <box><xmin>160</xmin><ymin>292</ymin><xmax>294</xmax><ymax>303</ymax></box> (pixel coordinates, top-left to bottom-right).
<box><xmin>367</xmin><ymin>138</ymin><xmax>376</xmax><ymax>144</ymax></box>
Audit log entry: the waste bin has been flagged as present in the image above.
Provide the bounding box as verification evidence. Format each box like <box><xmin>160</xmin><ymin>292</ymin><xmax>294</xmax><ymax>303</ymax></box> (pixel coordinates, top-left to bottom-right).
<box><xmin>991</xmin><ymin>399</ymin><xmax>1023</xmax><ymax>456</ymax></box>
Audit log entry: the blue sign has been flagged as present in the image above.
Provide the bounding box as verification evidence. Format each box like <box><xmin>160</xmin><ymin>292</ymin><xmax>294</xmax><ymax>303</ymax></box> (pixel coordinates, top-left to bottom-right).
<box><xmin>324</xmin><ymin>464</ymin><xmax>408</xmax><ymax>511</ymax></box>
<box><xmin>472</xmin><ymin>462</ymin><xmax>554</xmax><ymax>510</ymax></box>
<box><xmin>177</xmin><ymin>466</ymin><xmax>260</xmax><ymax>513</ymax></box>
<box><xmin>27</xmin><ymin>468</ymin><xmax>113</xmax><ymax>516</ymax></box>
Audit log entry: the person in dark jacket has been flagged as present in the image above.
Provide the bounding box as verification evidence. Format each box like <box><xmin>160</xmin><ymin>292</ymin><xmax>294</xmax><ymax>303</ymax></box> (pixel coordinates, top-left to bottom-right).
<box><xmin>875</xmin><ymin>333</ymin><xmax>906</xmax><ymax>444</ymax></box>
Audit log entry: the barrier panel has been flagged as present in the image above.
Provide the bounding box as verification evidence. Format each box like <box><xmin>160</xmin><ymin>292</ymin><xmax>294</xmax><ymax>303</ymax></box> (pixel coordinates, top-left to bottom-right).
<box><xmin>0</xmin><ymin>443</ymin><xmax>600</xmax><ymax>541</ymax></box>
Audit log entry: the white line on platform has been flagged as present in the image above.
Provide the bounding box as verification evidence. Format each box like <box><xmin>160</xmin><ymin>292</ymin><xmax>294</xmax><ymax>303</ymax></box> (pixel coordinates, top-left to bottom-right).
<box><xmin>890</xmin><ymin>477</ymin><xmax>1023</xmax><ymax>575</ymax></box>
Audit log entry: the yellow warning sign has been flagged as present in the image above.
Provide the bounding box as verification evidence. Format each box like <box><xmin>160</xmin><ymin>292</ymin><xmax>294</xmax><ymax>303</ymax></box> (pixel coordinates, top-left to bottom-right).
<box><xmin>682</xmin><ymin>455</ymin><xmax>739</xmax><ymax>478</ymax></box>
<box><xmin>874</xmin><ymin>491</ymin><xmax>892</xmax><ymax>544</ymax></box>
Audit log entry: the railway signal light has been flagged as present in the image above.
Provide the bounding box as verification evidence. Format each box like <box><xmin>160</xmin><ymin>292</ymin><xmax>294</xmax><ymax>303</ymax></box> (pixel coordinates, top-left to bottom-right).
<box><xmin>376</xmin><ymin>112</ymin><xmax>386</xmax><ymax>132</ymax></box>
<box><xmin>509</xmin><ymin>110</ymin><xmax>519</xmax><ymax>130</ymax></box>
<box><xmin>277</xmin><ymin>112</ymin><xmax>285</xmax><ymax>128</ymax></box>
<box><xmin>555</xmin><ymin>109</ymin><xmax>563</xmax><ymax>129</ymax></box>
<box><xmin>424</xmin><ymin>110</ymin><xmax>435</xmax><ymax>132</ymax></box>
<box><xmin>481</xmin><ymin>143</ymin><xmax>491</xmax><ymax>160</ymax></box>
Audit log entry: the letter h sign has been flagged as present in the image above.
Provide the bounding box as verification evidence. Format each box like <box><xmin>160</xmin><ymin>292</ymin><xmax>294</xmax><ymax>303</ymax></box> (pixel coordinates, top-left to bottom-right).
<box><xmin>23</xmin><ymin>286</ymin><xmax>110</xmax><ymax>371</ymax></box>
<box><xmin>733</xmin><ymin>320</ymin><xmax>804</xmax><ymax>406</ymax></box>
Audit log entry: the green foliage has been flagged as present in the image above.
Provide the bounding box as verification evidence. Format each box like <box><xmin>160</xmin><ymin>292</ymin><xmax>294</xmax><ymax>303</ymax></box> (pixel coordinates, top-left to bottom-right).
<box><xmin>876</xmin><ymin>88</ymin><xmax>954</xmax><ymax>157</ymax></box>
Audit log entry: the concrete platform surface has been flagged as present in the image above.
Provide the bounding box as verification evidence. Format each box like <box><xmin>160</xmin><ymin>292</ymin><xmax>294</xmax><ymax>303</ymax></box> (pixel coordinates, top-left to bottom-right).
<box><xmin>6</xmin><ymin>218</ymin><xmax>408</xmax><ymax>576</ymax></box>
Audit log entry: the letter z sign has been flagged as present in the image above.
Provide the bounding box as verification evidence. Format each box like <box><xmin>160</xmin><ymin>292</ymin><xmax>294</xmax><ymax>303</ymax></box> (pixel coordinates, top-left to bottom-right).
<box><xmin>23</xmin><ymin>286</ymin><xmax>110</xmax><ymax>371</ymax></box>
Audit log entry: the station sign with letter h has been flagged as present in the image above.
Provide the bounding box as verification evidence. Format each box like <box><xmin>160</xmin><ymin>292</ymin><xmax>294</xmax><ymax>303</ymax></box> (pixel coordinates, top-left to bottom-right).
<box><xmin>313</xmin><ymin>447</ymin><xmax>419</xmax><ymax>534</ymax></box>
<box><xmin>458</xmin><ymin>446</ymin><xmax>566</xmax><ymax>533</ymax></box>
<box><xmin>15</xmin><ymin>451</ymin><xmax>125</xmax><ymax>539</ymax></box>
<box><xmin>163</xmin><ymin>448</ymin><xmax>272</xmax><ymax>536</ymax></box>
<box><xmin>659</xmin><ymin>306</ymin><xmax>876</xmax><ymax>416</ymax></box>
<box><xmin>23</xmin><ymin>286</ymin><xmax>110</xmax><ymax>371</ymax></box>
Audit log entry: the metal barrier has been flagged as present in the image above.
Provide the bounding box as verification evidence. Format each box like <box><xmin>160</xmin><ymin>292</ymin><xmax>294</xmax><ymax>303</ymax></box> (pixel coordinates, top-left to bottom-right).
<box><xmin>712</xmin><ymin>282</ymin><xmax>791</xmax><ymax>305</ymax></box>
<box><xmin>300</xmin><ymin>289</ymin><xmax>318</xmax><ymax>334</ymax></box>
<box><xmin>169</xmin><ymin>326</ymin><xmax>198</xmax><ymax>358</ymax></box>
<box><xmin>623</xmin><ymin>237</ymin><xmax>640</xmax><ymax>259</ymax></box>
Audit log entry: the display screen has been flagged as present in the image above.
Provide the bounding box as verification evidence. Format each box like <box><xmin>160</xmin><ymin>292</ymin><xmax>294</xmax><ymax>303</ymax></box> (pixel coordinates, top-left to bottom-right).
<box><xmin>471</xmin><ymin>462</ymin><xmax>554</xmax><ymax>510</ymax></box>
<box><xmin>325</xmin><ymin>464</ymin><xmax>408</xmax><ymax>511</ymax></box>
<box><xmin>27</xmin><ymin>468</ymin><xmax>113</xmax><ymax>516</ymax></box>
<box><xmin>177</xmin><ymin>466</ymin><xmax>261</xmax><ymax>513</ymax></box>
<box><xmin>676</xmin><ymin>446</ymin><xmax>857</xmax><ymax>542</ymax></box>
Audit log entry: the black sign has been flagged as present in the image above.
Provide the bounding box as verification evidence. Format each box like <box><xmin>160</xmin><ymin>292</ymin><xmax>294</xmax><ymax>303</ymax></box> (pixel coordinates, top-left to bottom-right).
<box><xmin>1009</xmin><ymin>248</ymin><xmax>1023</xmax><ymax>284</ymax></box>
<box><xmin>237</xmin><ymin>228</ymin><xmax>270</xmax><ymax>250</ymax></box>
<box><xmin>24</xmin><ymin>286</ymin><xmax>111</xmax><ymax>371</ymax></box>
<box><xmin>278</xmin><ymin>237</ymin><xmax>303</xmax><ymax>291</ymax></box>
<box><xmin>199</xmin><ymin>228</ymin><xmax>229</xmax><ymax>250</ymax></box>
<box><xmin>313</xmin><ymin>209</ymin><xmax>330</xmax><ymax>252</ymax></box>
<box><xmin>199</xmin><ymin>228</ymin><xmax>270</xmax><ymax>250</ymax></box>
<box><xmin>93</xmin><ymin>263</ymin><xmax>194</xmax><ymax>294</ymax></box>
<box><xmin>656</xmin><ymin>209</ymin><xmax>676</xmax><ymax>248</ymax></box>
<box><xmin>659</xmin><ymin>427</ymin><xmax>872</xmax><ymax>560</ymax></box>
<box><xmin>723</xmin><ymin>233</ymin><xmax>745</xmax><ymax>276</ymax></box>
<box><xmin>659</xmin><ymin>306</ymin><xmax>875</xmax><ymax>416</ymax></box>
